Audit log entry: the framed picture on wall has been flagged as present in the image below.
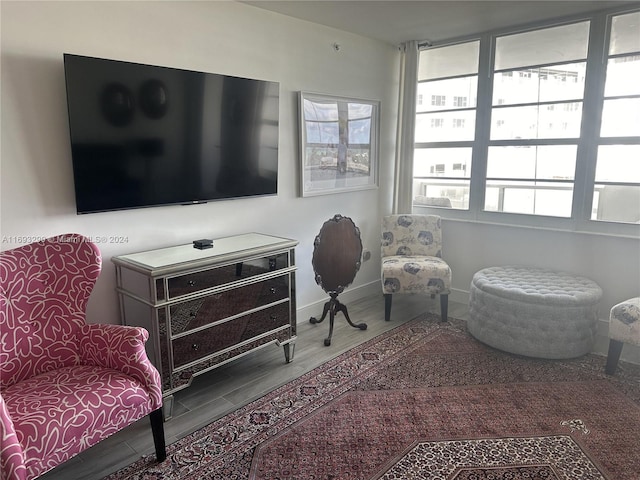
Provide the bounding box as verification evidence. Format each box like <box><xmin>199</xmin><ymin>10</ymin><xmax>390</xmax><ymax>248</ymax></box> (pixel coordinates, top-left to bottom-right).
<box><xmin>299</xmin><ymin>92</ymin><xmax>380</xmax><ymax>197</ymax></box>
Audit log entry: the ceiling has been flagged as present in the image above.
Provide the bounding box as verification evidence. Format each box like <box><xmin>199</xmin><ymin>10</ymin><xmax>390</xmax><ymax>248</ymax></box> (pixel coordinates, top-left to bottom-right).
<box><xmin>243</xmin><ymin>1</ymin><xmax>638</xmax><ymax>46</ymax></box>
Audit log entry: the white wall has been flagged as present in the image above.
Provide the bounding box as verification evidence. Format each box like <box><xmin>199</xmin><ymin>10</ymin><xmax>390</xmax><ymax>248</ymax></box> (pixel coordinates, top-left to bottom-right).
<box><xmin>443</xmin><ymin>219</ymin><xmax>640</xmax><ymax>362</ymax></box>
<box><xmin>0</xmin><ymin>1</ymin><xmax>400</xmax><ymax>324</ymax></box>
<box><xmin>444</xmin><ymin>219</ymin><xmax>640</xmax><ymax>306</ymax></box>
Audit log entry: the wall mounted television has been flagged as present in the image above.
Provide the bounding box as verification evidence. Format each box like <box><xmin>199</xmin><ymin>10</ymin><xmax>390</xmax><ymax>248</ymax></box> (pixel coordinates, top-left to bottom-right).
<box><xmin>63</xmin><ymin>54</ymin><xmax>279</xmax><ymax>214</ymax></box>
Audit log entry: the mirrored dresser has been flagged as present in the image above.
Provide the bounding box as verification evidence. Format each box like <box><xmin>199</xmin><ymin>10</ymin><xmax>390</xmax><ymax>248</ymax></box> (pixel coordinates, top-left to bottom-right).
<box><xmin>112</xmin><ymin>233</ymin><xmax>298</xmax><ymax>418</ymax></box>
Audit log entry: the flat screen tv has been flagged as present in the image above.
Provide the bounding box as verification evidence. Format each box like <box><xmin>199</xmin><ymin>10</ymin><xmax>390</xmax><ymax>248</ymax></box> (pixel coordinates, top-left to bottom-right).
<box><xmin>63</xmin><ymin>54</ymin><xmax>279</xmax><ymax>214</ymax></box>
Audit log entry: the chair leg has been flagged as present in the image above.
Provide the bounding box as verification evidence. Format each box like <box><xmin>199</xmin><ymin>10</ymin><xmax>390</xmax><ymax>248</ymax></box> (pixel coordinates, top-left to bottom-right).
<box><xmin>150</xmin><ymin>407</ymin><xmax>167</xmax><ymax>462</ymax></box>
<box><xmin>605</xmin><ymin>339</ymin><xmax>624</xmax><ymax>375</ymax></box>
<box><xmin>384</xmin><ymin>294</ymin><xmax>392</xmax><ymax>321</ymax></box>
<box><xmin>439</xmin><ymin>294</ymin><xmax>448</xmax><ymax>322</ymax></box>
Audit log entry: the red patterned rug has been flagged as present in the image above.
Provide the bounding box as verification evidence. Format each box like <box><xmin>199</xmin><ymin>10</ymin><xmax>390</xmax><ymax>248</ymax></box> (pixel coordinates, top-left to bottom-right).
<box><xmin>105</xmin><ymin>315</ymin><xmax>640</xmax><ymax>479</ymax></box>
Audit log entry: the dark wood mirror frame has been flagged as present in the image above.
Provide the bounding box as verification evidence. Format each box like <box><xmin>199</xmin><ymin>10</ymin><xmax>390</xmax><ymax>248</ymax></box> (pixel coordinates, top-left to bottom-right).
<box><xmin>309</xmin><ymin>214</ymin><xmax>367</xmax><ymax>346</ymax></box>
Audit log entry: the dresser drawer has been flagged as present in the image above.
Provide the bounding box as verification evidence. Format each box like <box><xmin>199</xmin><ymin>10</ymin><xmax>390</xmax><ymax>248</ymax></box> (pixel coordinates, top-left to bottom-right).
<box><xmin>165</xmin><ymin>252</ymin><xmax>291</xmax><ymax>299</ymax></box>
<box><xmin>167</xmin><ymin>275</ymin><xmax>290</xmax><ymax>335</ymax></box>
<box><xmin>172</xmin><ymin>302</ymin><xmax>291</xmax><ymax>369</ymax></box>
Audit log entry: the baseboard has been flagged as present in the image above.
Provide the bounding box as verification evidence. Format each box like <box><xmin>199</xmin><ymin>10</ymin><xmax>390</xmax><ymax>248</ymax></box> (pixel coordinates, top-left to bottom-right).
<box><xmin>297</xmin><ymin>284</ymin><xmax>640</xmax><ymax>366</ymax></box>
<box><xmin>448</xmin><ymin>287</ymin><xmax>469</xmax><ymax>305</ymax></box>
<box><xmin>297</xmin><ymin>281</ymin><xmax>381</xmax><ymax>324</ymax></box>
<box><xmin>440</xmin><ymin>288</ymin><xmax>639</xmax><ymax>365</ymax></box>
<box><xmin>595</xmin><ymin>318</ymin><xmax>640</xmax><ymax>365</ymax></box>
<box><xmin>298</xmin><ymin>283</ymin><xmax>470</xmax><ymax>321</ymax></box>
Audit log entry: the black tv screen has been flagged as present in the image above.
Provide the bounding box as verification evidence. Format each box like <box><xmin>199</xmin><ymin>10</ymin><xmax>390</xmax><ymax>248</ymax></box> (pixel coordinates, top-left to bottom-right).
<box><xmin>63</xmin><ymin>54</ymin><xmax>279</xmax><ymax>214</ymax></box>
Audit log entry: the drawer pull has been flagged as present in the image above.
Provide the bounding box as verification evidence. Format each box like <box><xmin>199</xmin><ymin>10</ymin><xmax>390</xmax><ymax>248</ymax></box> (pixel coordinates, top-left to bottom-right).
<box><xmin>270</xmin><ymin>287</ymin><xmax>277</xmax><ymax>294</ymax></box>
<box><xmin>188</xmin><ymin>280</ymin><xmax>196</xmax><ymax>287</ymax></box>
<box><xmin>270</xmin><ymin>314</ymin><xmax>277</xmax><ymax>321</ymax></box>
<box><xmin>191</xmin><ymin>343</ymin><xmax>199</xmax><ymax>351</ymax></box>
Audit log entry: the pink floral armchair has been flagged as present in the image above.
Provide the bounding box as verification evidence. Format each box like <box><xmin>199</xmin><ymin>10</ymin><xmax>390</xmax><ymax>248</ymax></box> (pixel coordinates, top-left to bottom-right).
<box><xmin>0</xmin><ymin>234</ymin><xmax>165</xmax><ymax>480</ymax></box>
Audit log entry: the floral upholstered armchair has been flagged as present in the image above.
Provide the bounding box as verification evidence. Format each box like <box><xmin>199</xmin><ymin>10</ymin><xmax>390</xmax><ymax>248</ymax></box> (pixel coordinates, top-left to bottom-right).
<box><xmin>0</xmin><ymin>234</ymin><xmax>165</xmax><ymax>480</ymax></box>
<box><xmin>381</xmin><ymin>215</ymin><xmax>452</xmax><ymax>323</ymax></box>
<box><xmin>606</xmin><ymin>297</ymin><xmax>640</xmax><ymax>375</ymax></box>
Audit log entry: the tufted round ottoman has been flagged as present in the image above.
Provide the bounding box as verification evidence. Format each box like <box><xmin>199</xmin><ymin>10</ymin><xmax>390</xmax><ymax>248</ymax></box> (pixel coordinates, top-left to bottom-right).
<box><xmin>468</xmin><ymin>266</ymin><xmax>602</xmax><ymax>359</ymax></box>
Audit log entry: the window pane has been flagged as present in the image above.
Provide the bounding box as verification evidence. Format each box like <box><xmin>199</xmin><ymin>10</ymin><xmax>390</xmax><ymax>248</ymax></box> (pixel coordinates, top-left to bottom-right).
<box><xmin>595</xmin><ymin>145</ymin><xmax>640</xmax><ymax>183</ymax></box>
<box><xmin>532</xmin><ymin>188</ymin><xmax>574</xmax><ymax>217</ymax></box>
<box><xmin>493</xmin><ymin>70</ymin><xmax>540</xmax><ymax>104</ymax></box>
<box><xmin>592</xmin><ymin>185</ymin><xmax>640</xmax><ymax>222</ymax></box>
<box><xmin>601</xmin><ymin>98</ymin><xmax>640</xmax><ymax>137</ymax></box>
<box><xmin>487</xmin><ymin>146</ymin><xmax>576</xmax><ymax>180</ymax></box>
<box><xmin>348</xmin><ymin>118</ymin><xmax>371</xmax><ymax>144</ymax></box>
<box><xmin>304</xmin><ymin>146</ymin><xmax>338</xmax><ymax>171</ymax></box>
<box><xmin>303</xmin><ymin>99</ymin><xmax>338</xmax><ymax>120</ymax></box>
<box><xmin>491</xmin><ymin>106</ymin><xmax>537</xmax><ymax>140</ymax></box>
<box><xmin>416</xmin><ymin>110</ymin><xmax>476</xmax><ymax>142</ymax></box>
<box><xmin>305</xmin><ymin>121</ymin><xmax>338</xmax><ymax>144</ymax></box>
<box><xmin>485</xmin><ymin>181</ymin><xmax>573</xmax><ymax>217</ymax></box>
<box><xmin>538</xmin><ymin>103</ymin><xmax>583</xmax><ymax>138</ymax></box>
<box><xmin>413</xmin><ymin>146</ymin><xmax>471</xmax><ymax>211</ymax></box>
<box><xmin>495</xmin><ymin>22</ymin><xmax>590</xmax><ymax>71</ymax></box>
<box><xmin>414</xmin><ymin>147</ymin><xmax>472</xmax><ymax>178</ymax></box>
<box><xmin>417</xmin><ymin>76</ymin><xmax>478</xmax><ymax>112</ymax></box>
<box><xmin>499</xmin><ymin>187</ymin><xmax>535</xmax><ymax>214</ymax></box>
<box><xmin>491</xmin><ymin>104</ymin><xmax>582</xmax><ymax>140</ymax></box>
<box><xmin>538</xmin><ymin>64</ymin><xmax>587</xmax><ymax>101</ymax></box>
<box><xmin>605</xmin><ymin>55</ymin><xmax>640</xmax><ymax>96</ymax></box>
<box><xmin>346</xmin><ymin>147</ymin><xmax>371</xmax><ymax>175</ymax></box>
<box><xmin>303</xmin><ymin>99</ymin><xmax>339</xmax><ymax>143</ymax></box>
<box><xmin>348</xmin><ymin>103</ymin><xmax>372</xmax><ymax>119</ymax></box>
<box><xmin>419</xmin><ymin>41</ymin><xmax>480</xmax><ymax>80</ymax></box>
<box><xmin>592</xmin><ymin>11</ymin><xmax>640</xmax><ymax>225</ymax></box>
<box><xmin>609</xmin><ymin>11</ymin><xmax>640</xmax><ymax>56</ymax></box>
<box><xmin>493</xmin><ymin>63</ymin><xmax>586</xmax><ymax>105</ymax></box>
<box><xmin>413</xmin><ymin>178</ymin><xmax>470</xmax><ymax>209</ymax></box>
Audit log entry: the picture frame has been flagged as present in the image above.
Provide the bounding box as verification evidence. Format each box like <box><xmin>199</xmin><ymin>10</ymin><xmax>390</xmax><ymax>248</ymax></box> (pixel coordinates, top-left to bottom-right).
<box><xmin>299</xmin><ymin>92</ymin><xmax>380</xmax><ymax>197</ymax></box>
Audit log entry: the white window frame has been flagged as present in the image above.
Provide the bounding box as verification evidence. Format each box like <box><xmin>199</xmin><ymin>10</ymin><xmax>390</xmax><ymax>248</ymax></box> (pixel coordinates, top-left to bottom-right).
<box><xmin>412</xmin><ymin>6</ymin><xmax>640</xmax><ymax>238</ymax></box>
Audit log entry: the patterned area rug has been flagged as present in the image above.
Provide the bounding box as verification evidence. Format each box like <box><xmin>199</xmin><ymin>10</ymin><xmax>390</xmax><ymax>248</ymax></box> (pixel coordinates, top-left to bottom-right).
<box><xmin>379</xmin><ymin>436</ymin><xmax>600</xmax><ymax>479</ymax></box>
<box><xmin>106</xmin><ymin>315</ymin><xmax>640</xmax><ymax>479</ymax></box>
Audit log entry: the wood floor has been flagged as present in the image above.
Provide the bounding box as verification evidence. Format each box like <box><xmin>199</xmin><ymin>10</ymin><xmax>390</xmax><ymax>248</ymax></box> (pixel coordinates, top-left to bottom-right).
<box><xmin>40</xmin><ymin>294</ymin><xmax>470</xmax><ymax>480</ymax></box>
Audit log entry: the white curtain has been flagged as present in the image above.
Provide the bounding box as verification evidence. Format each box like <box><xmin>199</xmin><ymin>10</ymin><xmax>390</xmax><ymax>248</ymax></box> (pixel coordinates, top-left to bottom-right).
<box><xmin>392</xmin><ymin>40</ymin><xmax>419</xmax><ymax>214</ymax></box>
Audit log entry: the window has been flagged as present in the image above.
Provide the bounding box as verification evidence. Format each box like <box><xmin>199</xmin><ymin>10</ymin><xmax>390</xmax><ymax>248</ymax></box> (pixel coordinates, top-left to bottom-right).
<box><xmin>411</xmin><ymin>6</ymin><xmax>640</xmax><ymax>234</ymax></box>
<box><xmin>487</xmin><ymin>22</ymin><xmax>589</xmax><ymax>217</ymax></box>
<box><xmin>592</xmin><ymin>11</ymin><xmax>640</xmax><ymax>223</ymax></box>
<box><xmin>414</xmin><ymin>41</ymin><xmax>479</xmax><ymax>209</ymax></box>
